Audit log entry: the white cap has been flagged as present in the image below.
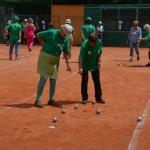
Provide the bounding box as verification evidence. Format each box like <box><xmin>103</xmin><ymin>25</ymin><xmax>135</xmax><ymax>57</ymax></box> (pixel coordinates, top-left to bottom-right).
<box><xmin>65</xmin><ymin>19</ymin><xmax>71</xmax><ymax>24</ymax></box>
<box><xmin>41</xmin><ymin>20</ymin><xmax>45</xmax><ymax>24</ymax></box>
<box><xmin>24</xmin><ymin>19</ymin><xmax>27</xmax><ymax>22</ymax></box>
<box><xmin>99</xmin><ymin>21</ymin><xmax>102</xmax><ymax>24</ymax></box>
<box><xmin>144</xmin><ymin>24</ymin><xmax>150</xmax><ymax>30</ymax></box>
<box><xmin>7</xmin><ymin>20</ymin><xmax>11</xmax><ymax>24</ymax></box>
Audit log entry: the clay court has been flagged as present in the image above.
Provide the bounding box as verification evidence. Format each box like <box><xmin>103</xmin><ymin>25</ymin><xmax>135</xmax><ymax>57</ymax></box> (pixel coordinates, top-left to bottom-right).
<box><xmin>0</xmin><ymin>45</ymin><xmax>150</xmax><ymax>150</ymax></box>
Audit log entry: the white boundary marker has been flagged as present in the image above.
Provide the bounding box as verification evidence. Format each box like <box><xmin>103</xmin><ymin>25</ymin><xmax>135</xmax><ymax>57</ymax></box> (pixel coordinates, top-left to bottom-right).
<box><xmin>127</xmin><ymin>99</ymin><xmax>150</xmax><ymax>150</ymax></box>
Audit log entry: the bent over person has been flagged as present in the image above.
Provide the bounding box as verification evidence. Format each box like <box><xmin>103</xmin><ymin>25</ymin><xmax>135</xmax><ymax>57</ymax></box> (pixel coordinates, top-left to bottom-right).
<box><xmin>35</xmin><ymin>26</ymin><xmax>71</xmax><ymax>108</ymax></box>
<box><xmin>78</xmin><ymin>34</ymin><xmax>105</xmax><ymax>104</ymax></box>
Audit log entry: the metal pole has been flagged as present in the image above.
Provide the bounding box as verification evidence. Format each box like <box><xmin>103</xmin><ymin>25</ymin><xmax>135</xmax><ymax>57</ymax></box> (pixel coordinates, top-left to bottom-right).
<box><xmin>118</xmin><ymin>8</ymin><xmax>120</xmax><ymax>23</ymax></box>
<box><xmin>50</xmin><ymin>0</ymin><xmax>52</xmax><ymax>21</ymax></box>
<box><xmin>136</xmin><ymin>8</ymin><xmax>139</xmax><ymax>20</ymax></box>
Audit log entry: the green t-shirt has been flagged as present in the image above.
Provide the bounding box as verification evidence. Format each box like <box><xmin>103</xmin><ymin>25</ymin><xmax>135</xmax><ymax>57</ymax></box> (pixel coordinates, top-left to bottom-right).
<box><xmin>146</xmin><ymin>30</ymin><xmax>150</xmax><ymax>47</ymax></box>
<box><xmin>39</xmin><ymin>29</ymin><xmax>70</xmax><ymax>56</ymax></box>
<box><xmin>6</xmin><ymin>23</ymin><xmax>22</xmax><ymax>42</ymax></box>
<box><xmin>81</xmin><ymin>24</ymin><xmax>96</xmax><ymax>39</ymax></box>
<box><xmin>79</xmin><ymin>39</ymin><xmax>102</xmax><ymax>71</ymax></box>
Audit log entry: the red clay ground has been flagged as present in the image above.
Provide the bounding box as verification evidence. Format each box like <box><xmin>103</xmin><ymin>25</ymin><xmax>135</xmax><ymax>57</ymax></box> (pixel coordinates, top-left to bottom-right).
<box><xmin>0</xmin><ymin>45</ymin><xmax>150</xmax><ymax>150</ymax></box>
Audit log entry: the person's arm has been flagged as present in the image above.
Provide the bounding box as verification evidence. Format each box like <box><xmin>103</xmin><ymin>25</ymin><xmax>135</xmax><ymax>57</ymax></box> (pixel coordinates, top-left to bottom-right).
<box><xmin>18</xmin><ymin>31</ymin><xmax>21</xmax><ymax>43</ymax></box>
<box><xmin>72</xmin><ymin>26</ymin><xmax>75</xmax><ymax>36</ymax></box>
<box><xmin>81</xmin><ymin>31</ymin><xmax>85</xmax><ymax>40</ymax></box>
<box><xmin>127</xmin><ymin>29</ymin><xmax>131</xmax><ymax>44</ymax></box>
<box><xmin>4</xmin><ymin>29</ymin><xmax>8</xmax><ymax>39</ymax></box>
<box><xmin>78</xmin><ymin>43</ymin><xmax>85</xmax><ymax>75</ymax></box>
<box><xmin>93</xmin><ymin>25</ymin><xmax>96</xmax><ymax>34</ymax></box>
<box><xmin>98</xmin><ymin>41</ymin><xmax>103</xmax><ymax>68</ymax></box>
<box><xmin>78</xmin><ymin>57</ymin><xmax>83</xmax><ymax>75</ymax></box>
<box><xmin>37</xmin><ymin>33</ymin><xmax>44</xmax><ymax>46</ymax></box>
<box><xmin>4</xmin><ymin>25</ymin><xmax>10</xmax><ymax>39</ymax></box>
<box><xmin>81</xmin><ymin>26</ymin><xmax>86</xmax><ymax>40</ymax></box>
<box><xmin>33</xmin><ymin>24</ymin><xmax>36</xmax><ymax>31</ymax></box>
<box><xmin>64</xmin><ymin>53</ymin><xmax>71</xmax><ymax>72</ymax></box>
<box><xmin>140</xmin><ymin>33</ymin><xmax>150</xmax><ymax>41</ymax></box>
<box><xmin>139</xmin><ymin>29</ymin><xmax>142</xmax><ymax>40</ymax></box>
<box><xmin>63</xmin><ymin>37</ymin><xmax>72</xmax><ymax>72</ymax></box>
<box><xmin>140</xmin><ymin>37</ymin><xmax>148</xmax><ymax>41</ymax></box>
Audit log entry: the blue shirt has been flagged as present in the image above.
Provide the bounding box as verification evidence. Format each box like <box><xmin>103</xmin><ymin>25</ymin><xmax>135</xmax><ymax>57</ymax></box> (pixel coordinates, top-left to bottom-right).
<box><xmin>128</xmin><ymin>27</ymin><xmax>142</xmax><ymax>43</ymax></box>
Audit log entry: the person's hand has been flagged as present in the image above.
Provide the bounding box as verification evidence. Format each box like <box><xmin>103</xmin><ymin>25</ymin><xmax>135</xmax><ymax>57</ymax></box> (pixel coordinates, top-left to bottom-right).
<box><xmin>139</xmin><ymin>38</ymin><xmax>144</xmax><ymax>42</ymax></box>
<box><xmin>78</xmin><ymin>68</ymin><xmax>83</xmax><ymax>75</ymax></box>
<box><xmin>138</xmin><ymin>39</ymin><xmax>140</xmax><ymax>43</ymax></box>
<box><xmin>98</xmin><ymin>61</ymin><xmax>101</xmax><ymax>68</ymax></box>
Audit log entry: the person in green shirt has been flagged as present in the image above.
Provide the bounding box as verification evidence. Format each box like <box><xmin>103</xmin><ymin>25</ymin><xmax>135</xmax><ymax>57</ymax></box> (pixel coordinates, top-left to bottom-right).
<box><xmin>4</xmin><ymin>16</ymin><xmax>22</xmax><ymax>60</ymax></box>
<box><xmin>78</xmin><ymin>34</ymin><xmax>105</xmax><ymax>104</ymax></box>
<box><xmin>35</xmin><ymin>26</ymin><xmax>71</xmax><ymax>108</ymax></box>
<box><xmin>81</xmin><ymin>17</ymin><xmax>96</xmax><ymax>41</ymax></box>
<box><xmin>140</xmin><ymin>24</ymin><xmax>150</xmax><ymax>67</ymax></box>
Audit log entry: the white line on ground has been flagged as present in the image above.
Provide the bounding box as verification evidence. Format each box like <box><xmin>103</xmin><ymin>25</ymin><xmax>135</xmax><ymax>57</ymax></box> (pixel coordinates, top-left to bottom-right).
<box><xmin>127</xmin><ymin>99</ymin><xmax>150</xmax><ymax>150</ymax></box>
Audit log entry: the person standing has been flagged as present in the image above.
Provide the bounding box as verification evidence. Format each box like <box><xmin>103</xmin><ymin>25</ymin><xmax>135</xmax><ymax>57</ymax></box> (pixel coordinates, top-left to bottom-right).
<box><xmin>96</xmin><ymin>21</ymin><xmax>104</xmax><ymax>41</ymax></box>
<box><xmin>35</xmin><ymin>26</ymin><xmax>71</xmax><ymax>108</ymax></box>
<box><xmin>127</xmin><ymin>20</ymin><xmax>142</xmax><ymax>63</ymax></box>
<box><xmin>81</xmin><ymin>17</ymin><xmax>96</xmax><ymax>41</ymax></box>
<box><xmin>78</xmin><ymin>34</ymin><xmax>105</xmax><ymax>104</ymax></box>
<box><xmin>62</xmin><ymin>18</ymin><xmax>74</xmax><ymax>58</ymax></box>
<box><xmin>4</xmin><ymin>16</ymin><xmax>22</xmax><ymax>60</ymax></box>
<box><xmin>21</xmin><ymin>18</ymin><xmax>28</xmax><ymax>44</ymax></box>
<box><xmin>140</xmin><ymin>24</ymin><xmax>150</xmax><ymax>67</ymax></box>
<box><xmin>24</xmin><ymin>18</ymin><xmax>36</xmax><ymax>52</ymax></box>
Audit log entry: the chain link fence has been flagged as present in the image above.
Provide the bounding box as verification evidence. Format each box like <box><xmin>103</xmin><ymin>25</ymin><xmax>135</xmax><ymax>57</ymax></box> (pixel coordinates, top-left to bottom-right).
<box><xmin>0</xmin><ymin>14</ymin><xmax>50</xmax><ymax>43</ymax></box>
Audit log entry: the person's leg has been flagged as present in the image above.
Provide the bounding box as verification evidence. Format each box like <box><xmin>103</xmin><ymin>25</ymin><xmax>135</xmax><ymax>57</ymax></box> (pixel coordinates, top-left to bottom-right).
<box><xmin>9</xmin><ymin>42</ymin><xmax>14</xmax><ymax>60</ymax></box>
<box><xmin>48</xmin><ymin>78</ymin><xmax>59</xmax><ymax>106</ymax></box>
<box><xmin>81</xmin><ymin>71</ymin><xmax>88</xmax><ymax>102</ymax></box>
<box><xmin>26</xmin><ymin>38</ymin><xmax>30</xmax><ymax>49</ymax></box>
<box><xmin>49</xmin><ymin>78</ymin><xmax>56</xmax><ymax>100</ymax></box>
<box><xmin>35</xmin><ymin>75</ymin><xmax>48</xmax><ymax>107</ymax></box>
<box><xmin>130</xmin><ymin>42</ymin><xmax>134</xmax><ymax>62</ymax></box>
<box><xmin>91</xmin><ymin>70</ymin><xmax>105</xmax><ymax>103</ymax></box>
<box><xmin>29</xmin><ymin>37</ymin><xmax>34</xmax><ymax>49</ymax></box>
<box><xmin>28</xmin><ymin>37</ymin><xmax>34</xmax><ymax>51</ymax></box>
<box><xmin>148</xmin><ymin>48</ymin><xmax>150</xmax><ymax>62</ymax></box>
<box><xmin>15</xmin><ymin>42</ymin><xmax>20</xmax><ymax>59</ymax></box>
<box><xmin>145</xmin><ymin>48</ymin><xmax>150</xmax><ymax>66</ymax></box>
<box><xmin>135</xmin><ymin>42</ymin><xmax>140</xmax><ymax>61</ymax></box>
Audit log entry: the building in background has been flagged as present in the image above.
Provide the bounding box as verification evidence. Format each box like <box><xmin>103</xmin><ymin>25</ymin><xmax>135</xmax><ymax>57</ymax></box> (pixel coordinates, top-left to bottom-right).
<box><xmin>0</xmin><ymin>0</ymin><xmax>51</xmax><ymax>43</ymax></box>
<box><xmin>0</xmin><ymin>0</ymin><xmax>150</xmax><ymax>46</ymax></box>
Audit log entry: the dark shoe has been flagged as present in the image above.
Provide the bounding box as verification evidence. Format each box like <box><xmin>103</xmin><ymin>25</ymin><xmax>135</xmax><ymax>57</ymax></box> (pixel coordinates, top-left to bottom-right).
<box><xmin>82</xmin><ymin>100</ymin><xmax>88</xmax><ymax>104</ymax></box>
<box><xmin>145</xmin><ymin>63</ymin><xmax>150</xmax><ymax>67</ymax></box>
<box><xmin>48</xmin><ymin>100</ymin><xmax>59</xmax><ymax>107</ymax></box>
<box><xmin>9</xmin><ymin>57</ymin><xmax>13</xmax><ymax>60</ymax></box>
<box><xmin>137</xmin><ymin>56</ymin><xmax>140</xmax><ymax>61</ymax></box>
<box><xmin>28</xmin><ymin>48</ymin><xmax>32</xmax><ymax>52</ymax></box>
<box><xmin>34</xmin><ymin>101</ymin><xmax>43</xmax><ymax>108</ymax></box>
<box><xmin>96</xmin><ymin>99</ymin><xmax>106</xmax><ymax>104</ymax></box>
